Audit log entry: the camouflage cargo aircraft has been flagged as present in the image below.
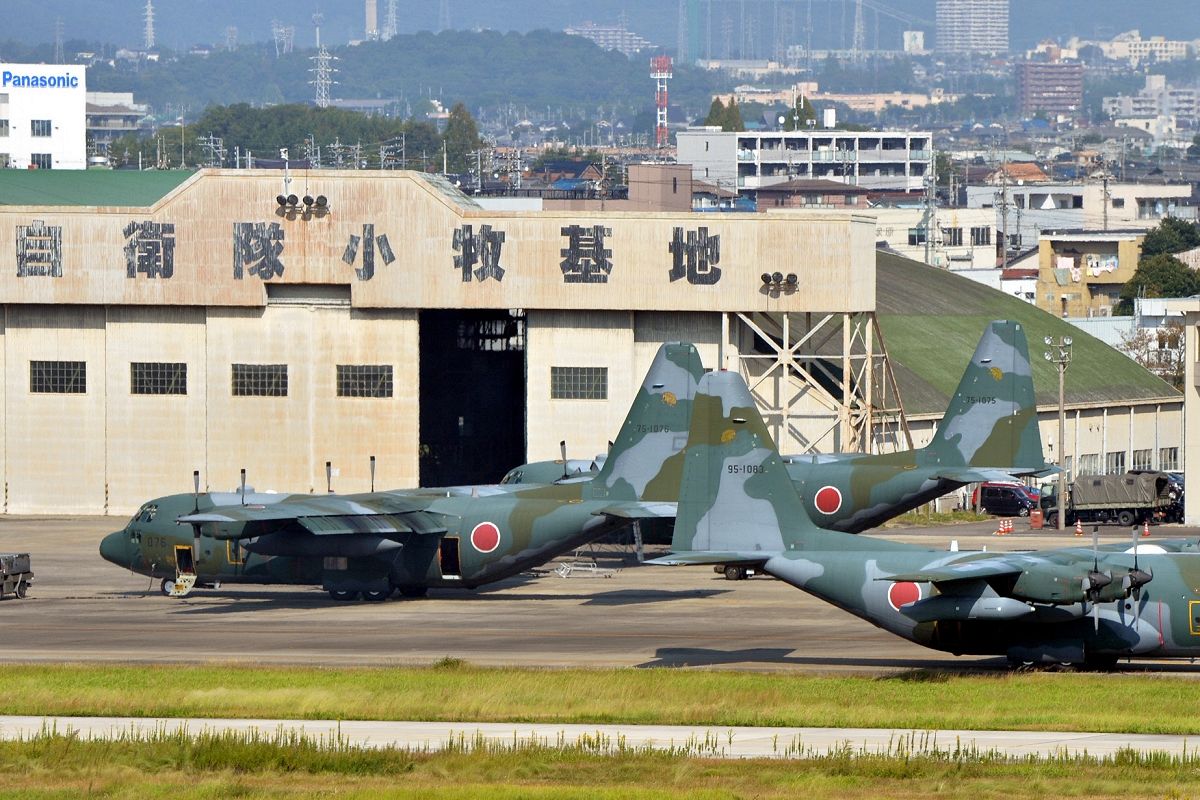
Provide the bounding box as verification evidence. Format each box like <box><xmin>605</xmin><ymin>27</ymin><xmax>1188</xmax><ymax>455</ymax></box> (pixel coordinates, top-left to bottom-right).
<box><xmin>655</xmin><ymin>364</ymin><xmax>1200</xmax><ymax>669</ymax></box>
<box><xmin>99</xmin><ymin>343</ymin><xmax>703</xmax><ymax>601</ymax></box>
<box><xmin>507</xmin><ymin>320</ymin><xmax>1051</xmax><ymax>534</ymax></box>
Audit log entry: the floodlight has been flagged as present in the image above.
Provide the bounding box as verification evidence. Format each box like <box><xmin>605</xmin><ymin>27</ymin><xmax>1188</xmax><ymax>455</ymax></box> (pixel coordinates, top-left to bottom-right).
<box><xmin>1063</xmin><ymin>336</ymin><xmax>1073</xmax><ymax>346</ymax></box>
<box><xmin>286</xmin><ymin>193</ymin><xmax>299</xmax><ymax>206</ymax></box>
<box><xmin>303</xmin><ymin>195</ymin><xmax>314</xmax><ymax>207</ymax></box>
<box><xmin>276</xmin><ymin>195</ymin><xmax>287</xmax><ymax>206</ymax></box>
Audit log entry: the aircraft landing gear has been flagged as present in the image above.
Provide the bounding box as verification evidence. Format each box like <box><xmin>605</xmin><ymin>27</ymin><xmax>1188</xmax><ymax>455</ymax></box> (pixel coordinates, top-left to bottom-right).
<box><xmin>328</xmin><ymin>589</ymin><xmax>361</xmax><ymax>601</ymax></box>
<box><xmin>362</xmin><ymin>589</ymin><xmax>393</xmax><ymax>602</ymax></box>
<box><xmin>160</xmin><ymin>578</ymin><xmax>175</xmax><ymax>596</ymax></box>
<box><xmin>397</xmin><ymin>585</ymin><xmax>428</xmax><ymax>598</ymax></box>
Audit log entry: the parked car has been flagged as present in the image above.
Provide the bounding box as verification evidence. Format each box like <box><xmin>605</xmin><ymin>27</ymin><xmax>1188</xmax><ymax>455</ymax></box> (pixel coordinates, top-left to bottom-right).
<box><xmin>978</xmin><ymin>484</ymin><xmax>1038</xmax><ymax>517</ymax></box>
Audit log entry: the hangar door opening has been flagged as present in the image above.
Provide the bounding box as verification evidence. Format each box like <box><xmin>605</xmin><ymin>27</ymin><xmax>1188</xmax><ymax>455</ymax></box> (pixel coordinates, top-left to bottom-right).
<box><xmin>419</xmin><ymin>310</ymin><xmax>526</xmax><ymax>486</ymax></box>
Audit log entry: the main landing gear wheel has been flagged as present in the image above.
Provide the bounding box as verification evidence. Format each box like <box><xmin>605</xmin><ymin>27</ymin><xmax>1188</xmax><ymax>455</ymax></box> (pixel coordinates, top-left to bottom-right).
<box><xmin>160</xmin><ymin>578</ymin><xmax>175</xmax><ymax>596</ymax></box>
<box><xmin>724</xmin><ymin>565</ymin><xmax>746</xmax><ymax>581</ymax></box>
<box><xmin>328</xmin><ymin>589</ymin><xmax>361</xmax><ymax>601</ymax></box>
<box><xmin>1085</xmin><ymin>653</ymin><xmax>1119</xmax><ymax>671</ymax></box>
<box><xmin>397</xmin><ymin>585</ymin><xmax>428</xmax><ymax>598</ymax></box>
<box><xmin>1118</xmin><ymin>510</ymin><xmax>1136</xmax><ymax>527</ymax></box>
<box><xmin>362</xmin><ymin>589</ymin><xmax>392</xmax><ymax>602</ymax></box>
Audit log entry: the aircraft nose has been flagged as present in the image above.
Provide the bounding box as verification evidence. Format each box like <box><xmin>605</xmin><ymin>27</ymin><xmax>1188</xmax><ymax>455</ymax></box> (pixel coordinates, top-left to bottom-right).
<box><xmin>99</xmin><ymin>530</ymin><xmax>128</xmax><ymax>565</ymax></box>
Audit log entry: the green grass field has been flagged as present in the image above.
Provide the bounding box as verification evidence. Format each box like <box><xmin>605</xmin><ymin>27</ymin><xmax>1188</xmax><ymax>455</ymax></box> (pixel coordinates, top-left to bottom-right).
<box><xmin>2</xmin><ymin>663</ymin><xmax>1199</xmax><ymax>735</ymax></box>
<box><xmin>1</xmin><ymin>727</ymin><xmax>1199</xmax><ymax>799</ymax></box>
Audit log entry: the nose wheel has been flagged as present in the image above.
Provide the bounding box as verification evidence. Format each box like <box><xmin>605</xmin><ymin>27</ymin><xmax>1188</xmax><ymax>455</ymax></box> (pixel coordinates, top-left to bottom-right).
<box><xmin>160</xmin><ymin>578</ymin><xmax>175</xmax><ymax>596</ymax></box>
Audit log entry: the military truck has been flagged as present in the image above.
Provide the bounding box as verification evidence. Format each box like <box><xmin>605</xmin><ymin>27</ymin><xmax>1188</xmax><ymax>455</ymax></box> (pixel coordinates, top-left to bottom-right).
<box><xmin>1042</xmin><ymin>472</ymin><xmax>1182</xmax><ymax>528</ymax></box>
<box><xmin>0</xmin><ymin>553</ymin><xmax>33</xmax><ymax>599</ymax></box>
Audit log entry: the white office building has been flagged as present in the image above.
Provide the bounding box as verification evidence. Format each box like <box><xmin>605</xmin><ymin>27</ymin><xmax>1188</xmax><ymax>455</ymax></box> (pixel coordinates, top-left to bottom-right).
<box><xmin>676</xmin><ymin>127</ymin><xmax>933</xmax><ymax>193</ymax></box>
<box><xmin>0</xmin><ymin>63</ymin><xmax>87</xmax><ymax>170</ymax></box>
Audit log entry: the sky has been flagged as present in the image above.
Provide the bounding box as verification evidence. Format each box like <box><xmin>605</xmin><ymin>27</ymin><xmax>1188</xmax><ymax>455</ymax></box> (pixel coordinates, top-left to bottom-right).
<box><xmin>3</xmin><ymin>0</ymin><xmax>1198</xmax><ymax>54</ymax></box>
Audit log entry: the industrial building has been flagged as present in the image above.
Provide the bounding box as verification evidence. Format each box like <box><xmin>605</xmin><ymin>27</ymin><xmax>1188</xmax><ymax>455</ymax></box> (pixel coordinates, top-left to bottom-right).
<box><xmin>0</xmin><ymin>168</ymin><xmax>1179</xmax><ymax>516</ymax></box>
<box><xmin>0</xmin><ymin>63</ymin><xmax>87</xmax><ymax>170</ymax></box>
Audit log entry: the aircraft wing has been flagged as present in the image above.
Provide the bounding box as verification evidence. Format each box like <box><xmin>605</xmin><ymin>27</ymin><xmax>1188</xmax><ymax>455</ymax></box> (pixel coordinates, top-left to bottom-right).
<box><xmin>177</xmin><ymin>494</ymin><xmax>447</xmax><ymax>539</ymax></box>
<box><xmin>881</xmin><ymin>556</ymin><xmax>1025</xmax><ymax>587</ymax></box>
<box><xmin>646</xmin><ymin>551</ymin><xmax>771</xmax><ymax>566</ymax></box>
<box><xmin>934</xmin><ymin>467</ymin><xmax>1046</xmax><ymax>484</ymax></box>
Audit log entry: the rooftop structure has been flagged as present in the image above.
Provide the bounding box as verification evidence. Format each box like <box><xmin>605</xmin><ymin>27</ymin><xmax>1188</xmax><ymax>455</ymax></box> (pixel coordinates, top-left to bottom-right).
<box><xmin>1104</xmin><ymin>75</ymin><xmax>1200</xmax><ymax>124</ymax></box>
<box><xmin>564</xmin><ymin>20</ymin><xmax>653</xmax><ymax>57</ymax></box>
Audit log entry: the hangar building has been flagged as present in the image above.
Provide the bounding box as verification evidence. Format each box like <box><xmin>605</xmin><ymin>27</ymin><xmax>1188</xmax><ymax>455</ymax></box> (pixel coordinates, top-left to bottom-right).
<box><xmin>0</xmin><ymin>168</ymin><xmax>1180</xmax><ymax>515</ymax></box>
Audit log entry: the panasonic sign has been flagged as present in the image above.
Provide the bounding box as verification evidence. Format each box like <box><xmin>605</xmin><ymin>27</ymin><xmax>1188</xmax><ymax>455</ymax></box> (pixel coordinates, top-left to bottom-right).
<box><xmin>1</xmin><ymin>71</ymin><xmax>80</xmax><ymax>89</ymax></box>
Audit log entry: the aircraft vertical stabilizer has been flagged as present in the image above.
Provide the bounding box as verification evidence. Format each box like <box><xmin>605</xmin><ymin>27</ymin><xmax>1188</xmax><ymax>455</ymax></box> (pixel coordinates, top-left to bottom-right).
<box><xmin>590</xmin><ymin>342</ymin><xmax>705</xmax><ymax>503</ymax></box>
<box><xmin>924</xmin><ymin>320</ymin><xmax>1047</xmax><ymax>473</ymax></box>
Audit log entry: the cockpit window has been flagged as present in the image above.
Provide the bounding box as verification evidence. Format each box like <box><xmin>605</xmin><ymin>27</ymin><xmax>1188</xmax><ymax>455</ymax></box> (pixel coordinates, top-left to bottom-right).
<box><xmin>134</xmin><ymin>503</ymin><xmax>158</xmax><ymax>523</ymax></box>
<box><xmin>500</xmin><ymin>469</ymin><xmax>522</xmax><ymax>485</ymax></box>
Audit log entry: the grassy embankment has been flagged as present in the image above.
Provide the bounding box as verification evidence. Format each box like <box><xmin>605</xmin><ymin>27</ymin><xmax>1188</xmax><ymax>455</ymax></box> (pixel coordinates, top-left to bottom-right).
<box><xmin>1</xmin><ymin>727</ymin><xmax>1199</xmax><ymax>799</ymax></box>
<box><xmin>2</xmin><ymin>662</ymin><xmax>1199</xmax><ymax>735</ymax></box>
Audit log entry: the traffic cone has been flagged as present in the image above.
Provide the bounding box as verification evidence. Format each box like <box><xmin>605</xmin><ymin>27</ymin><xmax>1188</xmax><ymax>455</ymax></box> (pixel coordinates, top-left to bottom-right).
<box><xmin>1142</xmin><ymin>520</ymin><xmax>1151</xmax><ymax>538</ymax></box>
<box><xmin>1004</xmin><ymin>519</ymin><xmax>1013</xmax><ymax>535</ymax></box>
<box><xmin>993</xmin><ymin>518</ymin><xmax>1003</xmax><ymax>536</ymax></box>
<box><xmin>1074</xmin><ymin>519</ymin><xmax>1084</xmax><ymax>537</ymax></box>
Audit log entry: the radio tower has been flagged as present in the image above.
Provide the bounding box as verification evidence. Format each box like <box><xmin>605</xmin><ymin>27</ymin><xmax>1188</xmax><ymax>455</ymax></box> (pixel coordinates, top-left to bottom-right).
<box><xmin>142</xmin><ymin>0</ymin><xmax>155</xmax><ymax>50</ymax></box>
<box><xmin>382</xmin><ymin>0</ymin><xmax>398</xmax><ymax>40</ymax></box>
<box><xmin>309</xmin><ymin>13</ymin><xmax>338</xmax><ymax>108</ymax></box>
<box><xmin>650</xmin><ymin>55</ymin><xmax>672</xmax><ymax>149</ymax></box>
<box><xmin>438</xmin><ymin>0</ymin><xmax>450</xmax><ymax>31</ymax></box>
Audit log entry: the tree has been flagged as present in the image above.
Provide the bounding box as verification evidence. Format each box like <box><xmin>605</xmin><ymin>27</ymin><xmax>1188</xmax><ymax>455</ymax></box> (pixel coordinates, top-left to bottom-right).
<box><xmin>1141</xmin><ymin>217</ymin><xmax>1200</xmax><ymax>257</ymax></box>
<box><xmin>443</xmin><ymin>102</ymin><xmax>484</xmax><ymax>173</ymax></box>
<box><xmin>1117</xmin><ymin>320</ymin><xmax>1185</xmax><ymax>389</ymax></box>
<box><xmin>704</xmin><ymin>98</ymin><xmax>726</xmax><ymax>126</ymax></box>
<box><xmin>722</xmin><ymin>98</ymin><xmax>744</xmax><ymax>131</ymax></box>
<box><xmin>1116</xmin><ymin>253</ymin><xmax>1200</xmax><ymax>314</ymax></box>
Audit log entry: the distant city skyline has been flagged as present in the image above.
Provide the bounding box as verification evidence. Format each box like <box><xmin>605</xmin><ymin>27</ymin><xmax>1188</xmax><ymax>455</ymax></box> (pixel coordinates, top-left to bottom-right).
<box><xmin>2</xmin><ymin>1</ymin><xmax>1199</xmax><ymax>54</ymax></box>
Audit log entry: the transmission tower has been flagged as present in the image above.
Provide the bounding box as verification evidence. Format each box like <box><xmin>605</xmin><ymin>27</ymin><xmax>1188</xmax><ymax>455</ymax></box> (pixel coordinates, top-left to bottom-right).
<box><xmin>676</xmin><ymin>0</ymin><xmax>689</xmax><ymax>63</ymax></box>
<box><xmin>224</xmin><ymin>26</ymin><xmax>238</xmax><ymax>50</ymax></box>
<box><xmin>382</xmin><ymin>0</ymin><xmax>398</xmax><ymax>40</ymax></box>
<box><xmin>142</xmin><ymin>0</ymin><xmax>155</xmax><ymax>50</ymax></box>
<box><xmin>53</xmin><ymin>17</ymin><xmax>64</xmax><ymax>64</ymax></box>
<box><xmin>851</xmin><ymin>0</ymin><xmax>866</xmax><ymax>62</ymax></box>
<box><xmin>309</xmin><ymin>14</ymin><xmax>338</xmax><ymax>108</ymax></box>
<box><xmin>438</xmin><ymin>0</ymin><xmax>450</xmax><ymax>32</ymax></box>
<box><xmin>271</xmin><ymin>20</ymin><xmax>295</xmax><ymax>57</ymax></box>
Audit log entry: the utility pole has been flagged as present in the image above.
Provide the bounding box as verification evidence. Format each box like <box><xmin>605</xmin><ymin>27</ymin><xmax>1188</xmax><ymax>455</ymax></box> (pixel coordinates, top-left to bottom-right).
<box><xmin>1044</xmin><ymin>336</ymin><xmax>1073</xmax><ymax>532</ymax></box>
<box><xmin>997</xmin><ymin>151</ymin><xmax>1009</xmax><ymax>270</ymax></box>
<box><xmin>1102</xmin><ymin>171</ymin><xmax>1110</xmax><ymax>231</ymax></box>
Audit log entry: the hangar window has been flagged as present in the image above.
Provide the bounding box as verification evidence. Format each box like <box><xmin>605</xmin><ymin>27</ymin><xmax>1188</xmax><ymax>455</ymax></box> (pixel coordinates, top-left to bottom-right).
<box><xmin>1132</xmin><ymin>449</ymin><xmax>1152</xmax><ymax>471</ymax></box>
<box><xmin>1160</xmin><ymin>447</ymin><xmax>1179</xmax><ymax>471</ymax></box>
<box><xmin>30</xmin><ymin>153</ymin><xmax>52</xmax><ymax>169</ymax></box>
<box><xmin>551</xmin><ymin>366</ymin><xmax>607</xmax><ymax>400</ymax></box>
<box><xmin>1105</xmin><ymin>451</ymin><xmax>1126</xmax><ymax>475</ymax></box>
<box><xmin>0</xmin><ymin>119</ymin><xmax>8</xmax><ymax>137</ymax></box>
<box><xmin>232</xmin><ymin>364</ymin><xmax>288</xmax><ymax>397</ymax></box>
<box><xmin>30</xmin><ymin>119</ymin><xmax>51</xmax><ymax>137</ymax></box>
<box><xmin>29</xmin><ymin>360</ymin><xmax>86</xmax><ymax>394</ymax></box>
<box><xmin>131</xmin><ymin>362</ymin><xmax>187</xmax><ymax>395</ymax></box>
<box><xmin>337</xmin><ymin>364</ymin><xmax>393</xmax><ymax>398</ymax></box>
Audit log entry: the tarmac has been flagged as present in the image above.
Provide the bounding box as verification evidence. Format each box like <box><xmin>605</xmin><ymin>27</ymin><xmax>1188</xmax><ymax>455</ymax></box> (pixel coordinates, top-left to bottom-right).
<box><xmin>1</xmin><ymin>515</ymin><xmax>1199</xmax><ymax>674</ymax></box>
<box><xmin>0</xmin><ymin>715</ymin><xmax>1196</xmax><ymax>760</ymax></box>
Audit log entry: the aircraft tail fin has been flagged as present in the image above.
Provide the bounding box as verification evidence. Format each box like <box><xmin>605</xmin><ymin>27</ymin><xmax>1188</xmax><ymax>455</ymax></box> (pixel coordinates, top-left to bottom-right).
<box><xmin>924</xmin><ymin>320</ymin><xmax>1048</xmax><ymax>473</ymax></box>
<box><xmin>666</xmin><ymin>370</ymin><xmax>820</xmax><ymax>557</ymax></box>
<box><xmin>591</xmin><ymin>342</ymin><xmax>705</xmax><ymax>502</ymax></box>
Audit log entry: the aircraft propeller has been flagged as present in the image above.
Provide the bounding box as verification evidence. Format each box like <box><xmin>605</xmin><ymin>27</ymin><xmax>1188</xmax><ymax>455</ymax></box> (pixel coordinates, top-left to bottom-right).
<box><xmin>1082</xmin><ymin>527</ymin><xmax>1112</xmax><ymax>632</ymax></box>
<box><xmin>560</xmin><ymin>440</ymin><xmax>569</xmax><ymax>480</ymax></box>
<box><xmin>189</xmin><ymin>469</ymin><xmax>203</xmax><ymax>568</ymax></box>
<box><xmin>1122</xmin><ymin>526</ymin><xmax>1154</xmax><ymax>624</ymax></box>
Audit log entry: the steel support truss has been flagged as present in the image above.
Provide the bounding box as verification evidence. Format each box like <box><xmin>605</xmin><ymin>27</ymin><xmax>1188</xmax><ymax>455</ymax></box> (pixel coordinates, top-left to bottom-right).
<box><xmin>720</xmin><ymin>311</ymin><xmax>912</xmax><ymax>455</ymax></box>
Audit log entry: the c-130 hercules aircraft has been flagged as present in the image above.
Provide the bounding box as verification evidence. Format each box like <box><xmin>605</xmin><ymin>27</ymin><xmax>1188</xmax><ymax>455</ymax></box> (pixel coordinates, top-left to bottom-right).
<box><xmin>507</xmin><ymin>320</ymin><xmax>1052</xmax><ymax>533</ymax></box>
<box><xmin>654</xmin><ymin>356</ymin><xmax>1199</xmax><ymax>669</ymax></box>
<box><xmin>99</xmin><ymin>343</ymin><xmax>705</xmax><ymax>600</ymax></box>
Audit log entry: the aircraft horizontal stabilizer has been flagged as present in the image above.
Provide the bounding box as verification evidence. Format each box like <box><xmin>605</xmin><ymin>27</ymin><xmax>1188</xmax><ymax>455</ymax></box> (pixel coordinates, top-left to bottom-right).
<box><xmin>592</xmin><ymin>502</ymin><xmax>677</xmax><ymax>519</ymax></box>
<box><xmin>933</xmin><ymin>468</ymin><xmax>1026</xmax><ymax>484</ymax></box>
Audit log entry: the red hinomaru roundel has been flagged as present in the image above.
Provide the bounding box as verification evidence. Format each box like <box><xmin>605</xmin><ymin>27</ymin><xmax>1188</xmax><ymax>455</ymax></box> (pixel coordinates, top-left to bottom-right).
<box><xmin>470</xmin><ymin>521</ymin><xmax>501</xmax><ymax>554</ymax></box>
<box><xmin>813</xmin><ymin>485</ymin><xmax>842</xmax><ymax>515</ymax></box>
<box><xmin>887</xmin><ymin>581</ymin><xmax>921</xmax><ymax>611</ymax></box>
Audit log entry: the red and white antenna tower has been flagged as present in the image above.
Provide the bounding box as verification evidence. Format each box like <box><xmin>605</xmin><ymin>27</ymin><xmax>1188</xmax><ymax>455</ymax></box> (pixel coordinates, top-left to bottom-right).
<box><xmin>650</xmin><ymin>55</ymin><xmax>673</xmax><ymax>149</ymax></box>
